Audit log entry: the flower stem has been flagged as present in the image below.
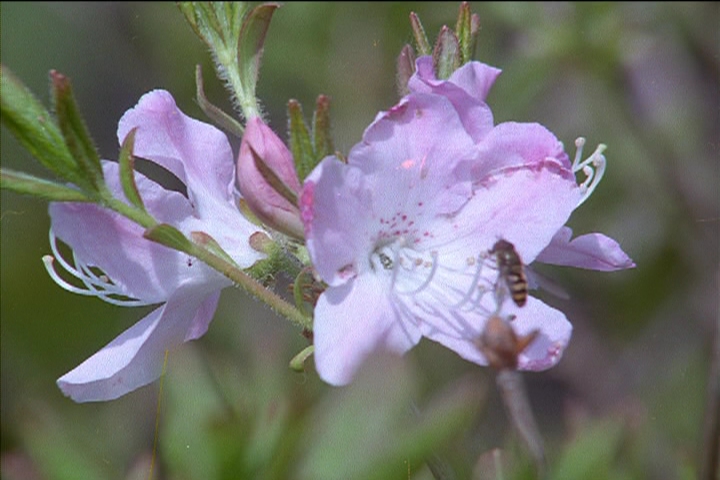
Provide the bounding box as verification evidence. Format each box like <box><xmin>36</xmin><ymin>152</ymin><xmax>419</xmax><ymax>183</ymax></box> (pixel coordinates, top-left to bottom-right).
<box><xmin>185</xmin><ymin>241</ymin><xmax>312</xmax><ymax>331</ymax></box>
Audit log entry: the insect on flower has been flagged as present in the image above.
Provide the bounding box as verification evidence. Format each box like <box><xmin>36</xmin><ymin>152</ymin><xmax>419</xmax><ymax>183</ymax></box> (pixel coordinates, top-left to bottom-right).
<box><xmin>490</xmin><ymin>239</ymin><xmax>528</xmax><ymax>307</ymax></box>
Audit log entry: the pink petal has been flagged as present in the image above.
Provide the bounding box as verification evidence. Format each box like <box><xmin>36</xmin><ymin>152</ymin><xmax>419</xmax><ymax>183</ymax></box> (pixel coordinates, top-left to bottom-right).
<box><xmin>237</xmin><ymin>117</ymin><xmax>303</xmax><ymax>238</ymax></box>
<box><xmin>116</xmin><ymin>90</ymin><xmax>236</xmax><ymax>210</ymax></box>
<box><xmin>408</xmin><ymin>56</ymin><xmax>498</xmax><ymax>142</ymax></box>
<box><xmin>468</xmin><ymin>122</ymin><xmax>571</xmax><ymax>181</ymax></box>
<box><xmin>418</xmin><ymin>297</ymin><xmax>572</xmax><ymax>371</ymax></box>
<box><xmin>57</xmin><ymin>285</ymin><xmax>221</xmax><ymax>402</ymax></box>
<box><xmin>313</xmin><ymin>275</ymin><xmax>422</xmax><ymax>386</ymax></box>
<box><xmin>535</xmin><ymin>226</ymin><xmax>636</xmax><ymax>271</ymax></box>
<box><xmin>426</xmin><ymin>160</ymin><xmax>581</xmax><ymax>264</ymax></box>
<box><xmin>50</xmin><ymin>163</ymin><xmax>226</xmax><ymax>302</ymax></box>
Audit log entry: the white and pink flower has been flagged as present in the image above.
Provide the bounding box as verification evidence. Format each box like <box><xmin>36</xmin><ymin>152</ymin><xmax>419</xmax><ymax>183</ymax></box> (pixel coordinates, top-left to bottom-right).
<box><xmin>300</xmin><ymin>56</ymin><xmax>634</xmax><ymax>386</ymax></box>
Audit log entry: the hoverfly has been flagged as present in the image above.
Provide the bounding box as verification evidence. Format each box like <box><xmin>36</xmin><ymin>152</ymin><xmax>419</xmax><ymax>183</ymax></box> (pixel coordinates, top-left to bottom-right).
<box><xmin>490</xmin><ymin>239</ymin><xmax>528</xmax><ymax>307</ymax></box>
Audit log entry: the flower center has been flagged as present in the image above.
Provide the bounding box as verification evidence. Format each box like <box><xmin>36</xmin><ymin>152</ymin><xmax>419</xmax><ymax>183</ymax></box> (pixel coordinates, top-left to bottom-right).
<box><xmin>372</xmin><ymin>237</ymin><xmax>512</xmax><ymax>317</ymax></box>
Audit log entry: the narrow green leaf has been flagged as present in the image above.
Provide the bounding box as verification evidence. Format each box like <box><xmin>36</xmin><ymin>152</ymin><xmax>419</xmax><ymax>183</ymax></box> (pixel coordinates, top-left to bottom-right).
<box><xmin>455</xmin><ymin>1</ymin><xmax>473</xmax><ymax>64</ymax></box>
<box><xmin>236</xmin><ymin>3</ymin><xmax>279</xmax><ymax>103</ymax></box>
<box><xmin>433</xmin><ymin>26</ymin><xmax>461</xmax><ymax>80</ymax></box>
<box><xmin>287</xmin><ymin>100</ymin><xmax>315</xmax><ymax>181</ymax></box>
<box><xmin>311</xmin><ymin>95</ymin><xmax>334</xmax><ymax>163</ymax></box>
<box><xmin>289</xmin><ymin>345</ymin><xmax>314</xmax><ymax>372</ymax></box>
<box><xmin>143</xmin><ymin>223</ymin><xmax>193</xmax><ymax>254</ymax></box>
<box><xmin>50</xmin><ymin>70</ymin><xmax>104</xmax><ymax>190</ymax></box>
<box><xmin>409</xmin><ymin>12</ymin><xmax>432</xmax><ymax>56</ymax></box>
<box><xmin>117</xmin><ymin>127</ymin><xmax>145</xmax><ymax>210</ymax></box>
<box><xmin>1</xmin><ymin>168</ymin><xmax>91</xmax><ymax>202</ymax></box>
<box><xmin>190</xmin><ymin>230</ymin><xmax>237</xmax><ymax>266</ymax></box>
<box><xmin>195</xmin><ymin>64</ymin><xmax>244</xmax><ymax>138</ymax></box>
<box><xmin>0</xmin><ymin>65</ymin><xmax>86</xmax><ymax>188</ymax></box>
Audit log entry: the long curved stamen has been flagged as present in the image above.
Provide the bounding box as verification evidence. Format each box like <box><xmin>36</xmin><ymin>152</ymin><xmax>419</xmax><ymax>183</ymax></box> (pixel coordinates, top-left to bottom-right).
<box><xmin>572</xmin><ymin>137</ymin><xmax>607</xmax><ymax>207</ymax></box>
<box><xmin>394</xmin><ymin>250</ymin><xmax>439</xmax><ymax>295</ymax></box>
<box><xmin>451</xmin><ymin>255</ymin><xmax>488</xmax><ymax>310</ymax></box>
<box><xmin>44</xmin><ymin>229</ymin><xmax>152</xmax><ymax>307</ymax></box>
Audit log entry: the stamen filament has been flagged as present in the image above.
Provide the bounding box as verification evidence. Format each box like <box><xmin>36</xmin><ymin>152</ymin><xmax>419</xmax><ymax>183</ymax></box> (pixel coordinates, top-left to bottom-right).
<box><xmin>45</xmin><ymin>229</ymin><xmax>152</xmax><ymax>307</ymax></box>
<box><xmin>572</xmin><ymin>137</ymin><xmax>607</xmax><ymax>207</ymax></box>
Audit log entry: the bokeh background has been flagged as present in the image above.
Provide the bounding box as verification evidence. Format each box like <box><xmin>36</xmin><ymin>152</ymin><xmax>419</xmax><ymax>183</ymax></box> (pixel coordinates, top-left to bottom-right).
<box><xmin>2</xmin><ymin>2</ymin><xmax>718</xmax><ymax>479</ymax></box>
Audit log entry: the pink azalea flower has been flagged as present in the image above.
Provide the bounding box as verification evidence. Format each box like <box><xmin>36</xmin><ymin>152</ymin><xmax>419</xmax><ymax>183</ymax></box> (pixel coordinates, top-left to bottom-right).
<box><xmin>45</xmin><ymin>90</ymin><xmax>266</xmax><ymax>402</ymax></box>
<box><xmin>300</xmin><ymin>57</ymin><xmax>634</xmax><ymax>386</ymax></box>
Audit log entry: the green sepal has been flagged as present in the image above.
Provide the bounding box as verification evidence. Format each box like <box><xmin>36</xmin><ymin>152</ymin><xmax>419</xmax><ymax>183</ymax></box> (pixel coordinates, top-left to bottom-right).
<box><xmin>50</xmin><ymin>70</ymin><xmax>103</xmax><ymax>191</ymax></box>
<box><xmin>143</xmin><ymin>223</ymin><xmax>193</xmax><ymax>254</ymax></box>
<box><xmin>287</xmin><ymin>100</ymin><xmax>315</xmax><ymax>181</ymax></box>
<box><xmin>249</xmin><ymin>144</ymin><xmax>298</xmax><ymax>206</ymax></box>
<box><xmin>409</xmin><ymin>12</ymin><xmax>431</xmax><ymax>56</ymax></box>
<box><xmin>396</xmin><ymin>44</ymin><xmax>416</xmax><ymax>97</ymax></box>
<box><xmin>190</xmin><ymin>230</ymin><xmax>238</xmax><ymax>267</ymax></box>
<box><xmin>292</xmin><ymin>267</ymin><xmax>319</xmax><ymax>317</ymax></box>
<box><xmin>433</xmin><ymin>26</ymin><xmax>461</xmax><ymax>80</ymax></box>
<box><xmin>0</xmin><ymin>65</ymin><xmax>87</xmax><ymax>190</ymax></box>
<box><xmin>117</xmin><ymin>128</ymin><xmax>145</xmax><ymax>210</ymax></box>
<box><xmin>195</xmin><ymin>64</ymin><xmax>244</xmax><ymax>138</ymax></box>
<box><xmin>236</xmin><ymin>3</ymin><xmax>279</xmax><ymax>109</ymax></box>
<box><xmin>312</xmin><ymin>95</ymin><xmax>334</xmax><ymax>163</ymax></box>
<box><xmin>0</xmin><ymin>168</ymin><xmax>91</xmax><ymax>202</ymax></box>
<box><xmin>177</xmin><ymin>2</ymin><xmax>247</xmax><ymax>50</ymax></box>
<box><xmin>455</xmin><ymin>1</ymin><xmax>479</xmax><ymax>64</ymax></box>
<box><xmin>289</xmin><ymin>345</ymin><xmax>314</xmax><ymax>372</ymax></box>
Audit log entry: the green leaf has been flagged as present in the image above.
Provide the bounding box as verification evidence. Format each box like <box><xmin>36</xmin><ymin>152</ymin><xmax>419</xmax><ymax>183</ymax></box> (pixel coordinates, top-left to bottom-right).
<box><xmin>236</xmin><ymin>3</ymin><xmax>279</xmax><ymax>107</ymax></box>
<box><xmin>1</xmin><ymin>168</ymin><xmax>91</xmax><ymax>202</ymax></box>
<box><xmin>312</xmin><ymin>95</ymin><xmax>334</xmax><ymax>163</ymax></box>
<box><xmin>0</xmin><ymin>65</ymin><xmax>88</xmax><ymax>189</ymax></box>
<box><xmin>433</xmin><ymin>26</ymin><xmax>461</xmax><ymax>80</ymax></box>
<box><xmin>195</xmin><ymin>64</ymin><xmax>244</xmax><ymax>138</ymax></box>
<box><xmin>117</xmin><ymin>127</ymin><xmax>145</xmax><ymax>210</ymax></box>
<box><xmin>143</xmin><ymin>223</ymin><xmax>193</xmax><ymax>254</ymax></box>
<box><xmin>287</xmin><ymin>100</ymin><xmax>315</xmax><ymax>181</ymax></box>
<box><xmin>455</xmin><ymin>1</ymin><xmax>476</xmax><ymax>64</ymax></box>
<box><xmin>409</xmin><ymin>11</ymin><xmax>432</xmax><ymax>56</ymax></box>
<box><xmin>433</xmin><ymin>26</ymin><xmax>461</xmax><ymax>79</ymax></box>
<box><xmin>50</xmin><ymin>70</ymin><xmax>103</xmax><ymax>191</ymax></box>
<box><xmin>190</xmin><ymin>230</ymin><xmax>238</xmax><ymax>266</ymax></box>
<box><xmin>289</xmin><ymin>345</ymin><xmax>314</xmax><ymax>372</ymax></box>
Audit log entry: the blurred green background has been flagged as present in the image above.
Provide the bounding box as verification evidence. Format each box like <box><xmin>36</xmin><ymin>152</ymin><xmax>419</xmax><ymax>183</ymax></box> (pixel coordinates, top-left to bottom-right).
<box><xmin>2</xmin><ymin>2</ymin><xmax>718</xmax><ymax>479</ymax></box>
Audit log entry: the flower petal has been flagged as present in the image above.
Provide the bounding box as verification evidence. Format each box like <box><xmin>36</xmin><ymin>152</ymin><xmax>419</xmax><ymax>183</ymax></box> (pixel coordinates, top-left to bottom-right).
<box><xmin>301</xmin><ymin>158</ymin><xmax>374</xmax><ymax>286</ymax></box>
<box><xmin>417</xmin><ymin>297</ymin><xmax>572</xmax><ymax>371</ymax></box>
<box><xmin>467</xmin><ymin>122</ymin><xmax>572</xmax><ymax>181</ymax></box>
<box><xmin>535</xmin><ymin>226</ymin><xmax>636</xmax><ymax>271</ymax></box>
<box><xmin>427</xmin><ymin>160</ymin><xmax>581</xmax><ymax>264</ymax></box>
<box><xmin>313</xmin><ymin>275</ymin><xmax>422</xmax><ymax>386</ymax></box>
<box><xmin>116</xmin><ymin>91</ymin><xmax>266</xmax><ymax>268</ymax></box>
<box><xmin>116</xmin><ymin>90</ymin><xmax>235</xmax><ymax>210</ymax></box>
<box><xmin>57</xmin><ymin>284</ymin><xmax>220</xmax><ymax>402</ymax></box>
<box><xmin>408</xmin><ymin>56</ymin><xmax>499</xmax><ymax>142</ymax></box>
<box><xmin>50</xmin><ymin>163</ymin><xmax>226</xmax><ymax>302</ymax></box>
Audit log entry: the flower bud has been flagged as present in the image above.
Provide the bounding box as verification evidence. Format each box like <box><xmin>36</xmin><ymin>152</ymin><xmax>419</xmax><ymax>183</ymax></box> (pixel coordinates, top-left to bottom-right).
<box><xmin>237</xmin><ymin>117</ymin><xmax>304</xmax><ymax>239</ymax></box>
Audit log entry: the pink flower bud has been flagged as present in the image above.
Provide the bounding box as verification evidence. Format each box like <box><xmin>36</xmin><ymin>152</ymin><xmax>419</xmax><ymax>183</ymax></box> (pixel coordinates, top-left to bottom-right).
<box><xmin>237</xmin><ymin>117</ymin><xmax>304</xmax><ymax>239</ymax></box>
